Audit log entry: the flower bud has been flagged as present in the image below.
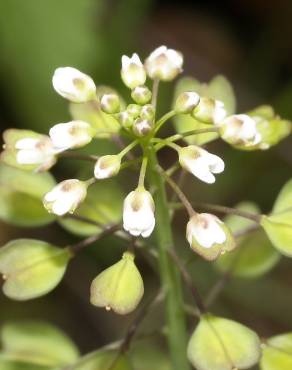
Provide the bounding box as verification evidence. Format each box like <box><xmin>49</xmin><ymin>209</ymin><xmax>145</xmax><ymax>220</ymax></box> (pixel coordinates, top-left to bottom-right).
<box><xmin>133</xmin><ymin>118</ymin><xmax>154</xmax><ymax>137</ymax></box>
<box><xmin>140</xmin><ymin>104</ymin><xmax>155</xmax><ymax>120</ymax></box>
<box><xmin>52</xmin><ymin>67</ymin><xmax>96</xmax><ymax>103</ymax></box>
<box><xmin>131</xmin><ymin>85</ymin><xmax>152</xmax><ymax>105</ymax></box>
<box><xmin>117</xmin><ymin>111</ymin><xmax>134</xmax><ymax>129</ymax></box>
<box><xmin>219</xmin><ymin>114</ymin><xmax>261</xmax><ymax>147</ymax></box>
<box><xmin>144</xmin><ymin>45</ymin><xmax>183</xmax><ymax>81</ymax></box>
<box><xmin>90</xmin><ymin>251</ymin><xmax>144</xmax><ymax>315</ymax></box>
<box><xmin>43</xmin><ymin>179</ymin><xmax>87</xmax><ymax>216</ymax></box>
<box><xmin>1</xmin><ymin>129</ymin><xmax>57</xmax><ymax>172</ymax></box>
<box><xmin>127</xmin><ymin>104</ymin><xmax>141</xmax><ymax>119</ymax></box>
<box><xmin>49</xmin><ymin>120</ymin><xmax>93</xmax><ymax>151</ymax></box>
<box><xmin>192</xmin><ymin>97</ymin><xmax>226</xmax><ymax>124</ymax></box>
<box><xmin>100</xmin><ymin>93</ymin><xmax>120</xmax><ymax>114</ymax></box>
<box><xmin>94</xmin><ymin>155</ymin><xmax>121</xmax><ymax>179</ymax></box>
<box><xmin>175</xmin><ymin>91</ymin><xmax>200</xmax><ymax>114</ymax></box>
<box><xmin>186</xmin><ymin>213</ymin><xmax>235</xmax><ymax>260</ymax></box>
<box><xmin>123</xmin><ymin>188</ymin><xmax>155</xmax><ymax>237</ymax></box>
<box><xmin>179</xmin><ymin>145</ymin><xmax>224</xmax><ymax>184</ymax></box>
<box><xmin>121</xmin><ymin>53</ymin><xmax>146</xmax><ymax>89</ymax></box>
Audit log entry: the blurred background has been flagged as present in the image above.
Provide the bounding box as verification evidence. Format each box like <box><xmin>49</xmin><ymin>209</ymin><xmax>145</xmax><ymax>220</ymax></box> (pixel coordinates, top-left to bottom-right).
<box><xmin>0</xmin><ymin>0</ymin><xmax>292</xmax><ymax>366</ymax></box>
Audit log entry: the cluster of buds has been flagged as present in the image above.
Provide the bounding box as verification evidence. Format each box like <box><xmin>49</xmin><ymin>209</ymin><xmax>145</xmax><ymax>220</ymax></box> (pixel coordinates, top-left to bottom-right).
<box><xmin>1</xmin><ymin>44</ymin><xmax>291</xmax><ymax>316</ymax></box>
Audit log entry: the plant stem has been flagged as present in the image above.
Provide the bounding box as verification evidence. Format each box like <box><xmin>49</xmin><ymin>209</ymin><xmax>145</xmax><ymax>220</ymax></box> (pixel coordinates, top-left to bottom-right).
<box><xmin>138</xmin><ymin>156</ymin><xmax>148</xmax><ymax>188</ymax></box>
<box><xmin>148</xmin><ymin>150</ymin><xmax>191</xmax><ymax>370</ymax></box>
<box><xmin>118</xmin><ymin>139</ymin><xmax>138</xmax><ymax>158</ymax></box>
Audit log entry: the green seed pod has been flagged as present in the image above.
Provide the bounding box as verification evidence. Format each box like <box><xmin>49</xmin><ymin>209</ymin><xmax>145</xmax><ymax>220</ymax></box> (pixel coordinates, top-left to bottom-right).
<box><xmin>0</xmin><ymin>239</ymin><xmax>70</xmax><ymax>300</ymax></box>
<box><xmin>90</xmin><ymin>251</ymin><xmax>144</xmax><ymax>315</ymax></box>
<box><xmin>187</xmin><ymin>314</ymin><xmax>261</xmax><ymax>370</ymax></box>
<box><xmin>260</xmin><ymin>332</ymin><xmax>292</xmax><ymax>370</ymax></box>
<box><xmin>131</xmin><ymin>85</ymin><xmax>152</xmax><ymax>105</ymax></box>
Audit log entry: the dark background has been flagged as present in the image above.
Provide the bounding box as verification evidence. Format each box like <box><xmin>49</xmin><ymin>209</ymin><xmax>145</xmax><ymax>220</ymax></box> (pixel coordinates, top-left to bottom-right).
<box><xmin>0</xmin><ymin>0</ymin><xmax>292</xmax><ymax>364</ymax></box>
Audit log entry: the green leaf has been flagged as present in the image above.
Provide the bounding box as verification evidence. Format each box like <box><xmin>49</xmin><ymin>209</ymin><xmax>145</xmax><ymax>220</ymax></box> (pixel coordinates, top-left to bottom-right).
<box><xmin>215</xmin><ymin>202</ymin><xmax>280</xmax><ymax>278</ymax></box>
<box><xmin>173</xmin><ymin>75</ymin><xmax>236</xmax><ymax>145</ymax></box>
<box><xmin>261</xmin><ymin>212</ymin><xmax>292</xmax><ymax>257</ymax></box>
<box><xmin>273</xmin><ymin>178</ymin><xmax>292</xmax><ymax>213</ymax></box>
<box><xmin>70</xmin><ymin>349</ymin><xmax>132</xmax><ymax>370</ymax></box>
<box><xmin>261</xmin><ymin>333</ymin><xmax>292</xmax><ymax>370</ymax></box>
<box><xmin>1</xmin><ymin>321</ymin><xmax>79</xmax><ymax>367</ymax></box>
<box><xmin>0</xmin><ymin>239</ymin><xmax>71</xmax><ymax>300</ymax></box>
<box><xmin>0</xmin><ymin>164</ymin><xmax>56</xmax><ymax>227</ymax></box>
<box><xmin>187</xmin><ymin>314</ymin><xmax>261</xmax><ymax>370</ymax></box>
<box><xmin>0</xmin><ymin>354</ymin><xmax>53</xmax><ymax>370</ymax></box>
<box><xmin>59</xmin><ymin>179</ymin><xmax>124</xmax><ymax>237</ymax></box>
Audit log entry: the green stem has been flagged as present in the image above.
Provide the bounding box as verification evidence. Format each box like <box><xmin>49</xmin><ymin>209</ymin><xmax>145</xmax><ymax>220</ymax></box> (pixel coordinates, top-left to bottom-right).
<box><xmin>154</xmin><ymin>110</ymin><xmax>176</xmax><ymax>134</ymax></box>
<box><xmin>148</xmin><ymin>149</ymin><xmax>191</xmax><ymax>370</ymax></box>
<box><xmin>118</xmin><ymin>140</ymin><xmax>138</xmax><ymax>158</ymax></box>
<box><xmin>138</xmin><ymin>156</ymin><xmax>148</xmax><ymax>188</ymax></box>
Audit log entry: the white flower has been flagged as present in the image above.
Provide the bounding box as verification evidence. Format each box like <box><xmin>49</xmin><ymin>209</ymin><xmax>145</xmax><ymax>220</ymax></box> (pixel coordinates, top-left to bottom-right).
<box><xmin>179</xmin><ymin>146</ymin><xmax>224</xmax><ymax>184</ymax></box>
<box><xmin>15</xmin><ymin>135</ymin><xmax>56</xmax><ymax>171</ymax></box>
<box><xmin>121</xmin><ymin>53</ymin><xmax>146</xmax><ymax>89</ymax></box>
<box><xmin>43</xmin><ymin>179</ymin><xmax>87</xmax><ymax>216</ymax></box>
<box><xmin>219</xmin><ymin>114</ymin><xmax>261</xmax><ymax>146</ymax></box>
<box><xmin>52</xmin><ymin>67</ymin><xmax>96</xmax><ymax>103</ymax></box>
<box><xmin>175</xmin><ymin>91</ymin><xmax>200</xmax><ymax>113</ymax></box>
<box><xmin>192</xmin><ymin>97</ymin><xmax>227</xmax><ymax>124</ymax></box>
<box><xmin>186</xmin><ymin>213</ymin><xmax>226</xmax><ymax>249</ymax></box>
<box><xmin>94</xmin><ymin>155</ymin><xmax>121</xmax><ymax>179</ymax></box>
<box><xmin>49</xmin><ymin>120</ymin><xmax>93</xmax><ymax>151</ymax></box>
<box><xmin>123</xmin><ymin>188</ymin><xmax>155</xmax><ymax>237</ymax></box>
<box><xmin>144</xmin><ymin>45</ymin><xmax>183</xmax><ymax>81</ymax></box>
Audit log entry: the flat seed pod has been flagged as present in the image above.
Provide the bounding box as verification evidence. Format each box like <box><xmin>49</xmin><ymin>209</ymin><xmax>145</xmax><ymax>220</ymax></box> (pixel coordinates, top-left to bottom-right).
<box><xmin>90</xmin><ymin>252</ymin><xmax>144</xmax><ymax>315</ymax></box>
<box><xmin>187</xmin><ymin>314</ymin><xmax>261</xmax><ymax>370</ymax></box>
<box><xmin>260</xmin><ymin>333</ymin><xmax>292</xmax><ymax>370</ymax></box>
<box><xmin>0</xmin><ymin>239</ymin><xmax>70</xmax><ymax>300</ymax></box>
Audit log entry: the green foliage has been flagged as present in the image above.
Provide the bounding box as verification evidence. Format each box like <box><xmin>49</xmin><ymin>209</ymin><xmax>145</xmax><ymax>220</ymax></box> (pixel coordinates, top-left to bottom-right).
<box><xmin>69</xmin><ymin>349</ymin><xmax>132</xmax><ymax>370</ymax></box>
<box><xmin>173</xmin><ymin>75</ymin><xmax>236</xmax><ymax>145</ymax></box>
<box><xmin>0</xmin><ymin>239</ymin><xmax>70</xmax><ymax>300</ymax></box>
<box><xmin>187</xmin><ymin>314</ymin><xmax>261</xmax><ymax>370</ymax></box>
<box><xmin>0</xmin><ymin>164</ymin><xmax>56</xmax><ymax>227</ymax></box>
<box><xmin>59</xmin><ymin>179</ymin><xmax>124</xmax><ymax>236</ymax></box>
<box><xmin>216</xmin><ymin>202</ymin><xmax>280</xmax><ymax>278</ymax></box>
<box><xmin>260</xmin><ymin>333</ymin><xmax>292</xmax><ymax>370</ymax></box>
<box><xmin>90</xmin><ymin>252</ymin><xmax>144</xmax><ymax>315</ymax></box>
<box><xmin>0</xmin><ymin>321</ymin><xmax>79</xmax><ymax>367</ymax></box>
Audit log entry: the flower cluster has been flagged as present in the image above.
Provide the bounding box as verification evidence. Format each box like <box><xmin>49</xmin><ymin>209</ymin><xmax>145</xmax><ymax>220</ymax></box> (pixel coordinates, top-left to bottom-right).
<box><xmin>1</xmin><ymin>45</ymin><xmax>290</xmax><ymax>261</ymax></box>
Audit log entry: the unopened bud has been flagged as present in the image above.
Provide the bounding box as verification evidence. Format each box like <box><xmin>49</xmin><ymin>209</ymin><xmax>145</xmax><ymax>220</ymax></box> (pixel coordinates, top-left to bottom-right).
<box><xmin>90</xmin><ymin>251</ymin><xmax>144</xmax><ymax>314</ymax></box>
<box><xmin>175</xmin><ymin>91</ymin><xmax>200</xmax><ymax>113</ymax></box>
<box><xmin>118</xmin><ymin>111</ymin><xmax>134</xmax><ymax>129</ymax></box>
<box><xmin>131</xmin><ymin>85</ymin><xmax>152</xmax><ymax>105</ymax></box>
<box><xmin>140</xmin><ymin>104</ymin><xmax>155</xmax><ymax>120</ymax></box>
<box><xmin>94</xmin><ymin>155</ymin><xmax>121</xmax><ymax>179</ymax></box>
<box><xmin>100</xmin><ymin>93</ymin><xmax>120</xmax><ymax>114</ymax></box>
<box><xmin>192</xmin><ymin>97</ymin><xmax>226</xmax><ymax>124</ymax></box>
<box><xmin>121</xmin><ymin>53</ymin><xmax>146</xmax><ymax>89</ymax></box>
<box><xmin>145</xmin><ymin>45</ymin><xmax>183</xmax><ymax>81</ymax></box>
<box><xmin>127</xmin><ymin>104</ymin><xmax>141</xmax><ymax>119</ymax></box>
<box><xmin>133</xmin><ymin>118</ymin><xmax>154</xmax><ymax>137</ymax></box>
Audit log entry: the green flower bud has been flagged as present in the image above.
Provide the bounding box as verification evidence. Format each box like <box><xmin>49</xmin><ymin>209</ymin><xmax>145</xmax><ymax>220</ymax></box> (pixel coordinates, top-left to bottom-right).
<box><xmin>187</xmin><ymin>314</ymin><xmax>261</xmax><ymax>370</ymax></box>
<box><xmin>100</xmin><ymin>93</ymin><xmax>120</xmax><ymax>114</ymax></box>
<box><xmin>0</xmin><ymin>239</ymin><xmax>70</xmax><ymax>300</ymax></box>
<box><xmin>140</xmin><ymin>104</ymin><xmax>155</xmax><ymax>120</ymax></box>
<box><xmin>192</xmin><ymin>97</ymin><xmax>226</xmax><ymax>124</ymax></box>
<box><xmin>118</xmin><ymin>111</ymin><xmax>134</xmax><ymax>129</ymax></box>
<box><xmin>131</xmin><ymin>85</ymin><xmax>152</xmax><ymax>105</ymax></box>
<box><xmin>132</xmin><ymin>118</ymin><xmax>154</xmax><ymax>137</ymax></box>
<box><xmin>90</xmin><ymin>251</ymin><xmax>144</xmax><ymax>315</ymax></box>
<box><xmin>127</xmin><ymin>104</ymin><xmax>141</xmax><ymax>119</ymax></box>
<box><xmin>94</xmin><ymin>155</ymin><xmax>121</xmax><ymax>179</ymax></box>
<box><xmin>174</xmin><ymin>91</ymin><xmax>200</xmax><ymax>113</ymax></box>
